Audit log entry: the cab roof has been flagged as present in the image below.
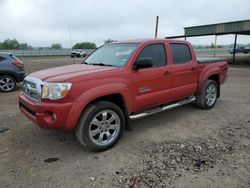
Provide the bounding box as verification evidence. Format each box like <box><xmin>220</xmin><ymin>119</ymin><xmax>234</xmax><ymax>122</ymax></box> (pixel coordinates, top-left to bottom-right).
<box><xmin>111</xmin><ymin>38</ymin><xmax>187</xmax><ymax>44</ymax></box>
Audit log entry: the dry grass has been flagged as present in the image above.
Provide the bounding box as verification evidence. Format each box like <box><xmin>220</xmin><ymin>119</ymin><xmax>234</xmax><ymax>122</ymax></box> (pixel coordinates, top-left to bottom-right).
<box><xmin>226</xmin><ymin>55</ymin><xmax>250</xmax><ymax>65</ymax></box>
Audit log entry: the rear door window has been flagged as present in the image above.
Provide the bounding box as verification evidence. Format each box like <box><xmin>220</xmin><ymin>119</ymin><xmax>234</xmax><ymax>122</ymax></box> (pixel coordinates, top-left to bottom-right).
<box><xmin>170</xmin><ymin>44</ymin><xmax>192</xmax><ymax>64</ymax></box>
<box><xmin>0</xmin><ymin>56</ymin><xmax>6</xmax><ymax>62</ymax></box>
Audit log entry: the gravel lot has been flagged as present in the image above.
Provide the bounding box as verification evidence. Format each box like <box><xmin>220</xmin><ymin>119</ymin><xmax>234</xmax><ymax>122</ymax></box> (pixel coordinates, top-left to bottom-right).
<box><xmin>0</xmin><ymin>56</ymin><xmax>250</xmax><ymax>188</ymax></box>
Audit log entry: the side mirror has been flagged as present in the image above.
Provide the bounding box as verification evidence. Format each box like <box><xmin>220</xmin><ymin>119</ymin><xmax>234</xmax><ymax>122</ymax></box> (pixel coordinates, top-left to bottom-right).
<box><xmin>134</xmin><ymin>58</ymin><xmax>153</xmax><ymax>70</ymax></box>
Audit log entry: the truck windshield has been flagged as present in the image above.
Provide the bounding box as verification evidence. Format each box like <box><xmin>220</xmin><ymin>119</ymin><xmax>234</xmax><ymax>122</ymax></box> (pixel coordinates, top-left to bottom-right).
<box><xmin>84</xmin><ymin>43</ymin><xmax>139</xmax><ymax>67</ymax></box>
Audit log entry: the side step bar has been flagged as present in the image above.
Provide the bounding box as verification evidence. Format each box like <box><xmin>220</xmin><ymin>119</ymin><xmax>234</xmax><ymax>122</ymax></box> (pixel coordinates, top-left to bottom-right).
<box><xmin>129</xmin><ymin>96</ymin><xmax>196</xmax><ymax>120</ymax></box>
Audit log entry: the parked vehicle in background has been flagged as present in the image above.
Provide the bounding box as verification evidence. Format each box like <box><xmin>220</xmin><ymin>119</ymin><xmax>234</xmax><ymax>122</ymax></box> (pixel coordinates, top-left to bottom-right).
<box><xmin>70</xmin><ymin>50</ymin><xmax>86</xmax><ymax>58</ymax></box>
<box><xmin>0</xmin><ymin>52</ymin><xmax>25</xmax><ymax>92</ymax></box>
<box><xmin>230</xmin><ymin>47</ymin><xmax>250</xmax><ymax>54</ymax></box>
<box><xmin>19</xmin><ymin>39</ymin><xmax>228</xmax><ymax>151</ymax></box>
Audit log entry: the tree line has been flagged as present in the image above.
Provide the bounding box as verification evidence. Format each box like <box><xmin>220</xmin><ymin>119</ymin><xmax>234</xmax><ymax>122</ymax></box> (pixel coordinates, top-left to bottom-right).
<box><xmin>0</xmin><ymin>38</ymin><xmax>102</xmax><ymax>50</ymax></box>
<box><xmin>2</xmin><ymin>38</ymin><xmax>248</xmax><ymax>50</ymax></box>
<box><xmin>0</xmin><ymin>39</ymin><xmax>33</xmax><ymax>50</ymax></box>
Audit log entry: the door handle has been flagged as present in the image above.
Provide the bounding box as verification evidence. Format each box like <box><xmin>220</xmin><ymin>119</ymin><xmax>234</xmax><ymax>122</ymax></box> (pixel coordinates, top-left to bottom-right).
<box><xmin>191</xmin><ymin>67</ymin><xmax>196</xmax><ymax>71</ymax></box>
<box><xmin>163</xmin><ymin>71</ymin><xmax>170</xmax><ymax>76</ymax></box>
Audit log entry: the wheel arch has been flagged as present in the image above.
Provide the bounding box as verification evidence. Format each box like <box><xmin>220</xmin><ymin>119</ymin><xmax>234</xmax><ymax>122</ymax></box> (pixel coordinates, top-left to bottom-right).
<box><xmin>89</xmin><ymin>93</ymin><xmax>128</xmax><ymax>114</ymax></box>
<box><xmin>75</xmin><ymin>93</ymin><xmax>129</xmax><ymax>130</ymax></box>
<box><xmin>0</xmin><ymin>72</ymin><xmax>18</xmax><ymax>81</ymax></box>
<box><xmin>198</xmin><ymin>65</ymin><xmax>220</xmax><ymax>98</ymax></box>
<box><xmin>208</xmin><ymin>74</ymin><xmax>220</xmax><ymax>98</ymax></box>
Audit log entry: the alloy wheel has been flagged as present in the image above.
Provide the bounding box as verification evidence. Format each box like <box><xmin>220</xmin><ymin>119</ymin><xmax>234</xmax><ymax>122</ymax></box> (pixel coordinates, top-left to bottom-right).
<box><xmin>89</xmin><ymin>110</ymin><xmax>121</xmax><ymax>146</ymax></box>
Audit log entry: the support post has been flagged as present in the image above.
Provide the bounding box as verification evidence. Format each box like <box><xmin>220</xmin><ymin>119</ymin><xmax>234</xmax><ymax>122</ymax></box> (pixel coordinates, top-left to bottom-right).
<box><xmin>232</xmin><ymin>34</ymin><xmax>237</xmax><ymax>64</ymax></box>
<box><xmin>184</xmin><ymin>36</ymin><xmax>186</xmax><ymax>41</ymax></box>
<box><xmin>213</xmin><ymin>35</ymin><xmax>217</xmax><ymax>58</ymax></box>
<box><xmin>155</xmin><ymin>16</ymin><xmax>159</xmax><ymax>38</ymax></box>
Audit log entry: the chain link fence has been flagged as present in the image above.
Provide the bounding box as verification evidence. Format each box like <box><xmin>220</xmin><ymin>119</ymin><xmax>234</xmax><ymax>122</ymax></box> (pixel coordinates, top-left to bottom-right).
<box><xmin>0</xmin><ymin>49</ymin><xmax>95</xmax><ymax>57</ymax></box>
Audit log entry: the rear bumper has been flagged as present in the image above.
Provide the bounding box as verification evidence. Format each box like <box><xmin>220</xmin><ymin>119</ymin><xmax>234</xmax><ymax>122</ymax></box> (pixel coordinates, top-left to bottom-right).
<box><xmin>18</xmin><ymin>92</ymin><xmax>75</xmax><ymax>130</ymax></box>
<box><xmin>16</xmin><ymin>71</ymin><xmax>26</xmax><ymax>82</ymax></box>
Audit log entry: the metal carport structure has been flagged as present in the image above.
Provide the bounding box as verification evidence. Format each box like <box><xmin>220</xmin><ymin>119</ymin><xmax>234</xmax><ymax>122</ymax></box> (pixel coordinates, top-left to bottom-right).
<box><xmin>165</xmin><ymin>20</ymin><xmax>250</xmax><ymax>63</ymax></box>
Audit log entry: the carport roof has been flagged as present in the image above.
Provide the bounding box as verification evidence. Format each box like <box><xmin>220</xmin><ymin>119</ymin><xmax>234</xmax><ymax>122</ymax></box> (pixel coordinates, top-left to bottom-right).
<box><xmin>166</xmin><ymin>20</ymin><xmax>250</xmax><ymax>38</ymax></box>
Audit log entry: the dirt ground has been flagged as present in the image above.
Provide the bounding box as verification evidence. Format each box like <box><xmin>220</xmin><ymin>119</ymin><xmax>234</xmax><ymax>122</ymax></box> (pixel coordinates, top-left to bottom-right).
<box><xmin>0</xmin><ymin>56</ymin><xmax>250</xmax><ymax>188</ymax></box>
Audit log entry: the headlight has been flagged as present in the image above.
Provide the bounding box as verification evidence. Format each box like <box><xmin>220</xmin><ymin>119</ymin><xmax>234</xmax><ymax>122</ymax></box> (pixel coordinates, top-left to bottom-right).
<box><xmin>41</xmin><ymin>83</ymin><xmax>72</xmax><ymax>100</ymax></box>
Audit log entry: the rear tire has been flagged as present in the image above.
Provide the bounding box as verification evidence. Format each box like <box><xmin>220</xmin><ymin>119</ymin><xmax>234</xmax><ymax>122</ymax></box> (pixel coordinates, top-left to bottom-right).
<box><xmin>195</xmin><ymin>80</ymin><xmax>218</xmax><ymax>109</ymax></box>
<box><xmin>0</xmin><ymin>75</ymin><xmax>16</xmax><ymax>92</ymax></box>
<box><xmin>75</xmin><ymin>101</ymin><xmax>125</xmax><ymax>152</ymax></box>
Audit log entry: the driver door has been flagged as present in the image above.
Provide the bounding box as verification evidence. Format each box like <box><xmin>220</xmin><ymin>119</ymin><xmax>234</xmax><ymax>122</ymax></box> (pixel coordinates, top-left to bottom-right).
<box><xmin>131</xmin><ymin>43</ymin><xmax>172</xmax><ymax>111</ymax></box>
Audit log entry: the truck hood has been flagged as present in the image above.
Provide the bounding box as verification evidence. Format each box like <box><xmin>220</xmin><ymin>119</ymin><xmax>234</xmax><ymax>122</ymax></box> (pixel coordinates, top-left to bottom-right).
<box><xmin>29</xmin><ymin>64</ymin><xmax>117</xmax><ymax>82</ymax></box>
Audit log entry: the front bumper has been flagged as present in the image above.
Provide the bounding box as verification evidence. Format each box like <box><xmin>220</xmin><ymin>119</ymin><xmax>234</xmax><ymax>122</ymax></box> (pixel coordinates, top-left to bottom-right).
<box><xmin>19</xmin><ymin>92</ymin><xmax>74</xmax><ymax>130</ymax></box>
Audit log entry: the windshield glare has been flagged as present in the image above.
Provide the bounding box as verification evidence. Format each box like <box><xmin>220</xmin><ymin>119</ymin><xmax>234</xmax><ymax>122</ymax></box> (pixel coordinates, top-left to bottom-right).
<box><xmin>84</xmin><ymin>43</ymin><xmax>138</xmax><ymax>67</ymax></box>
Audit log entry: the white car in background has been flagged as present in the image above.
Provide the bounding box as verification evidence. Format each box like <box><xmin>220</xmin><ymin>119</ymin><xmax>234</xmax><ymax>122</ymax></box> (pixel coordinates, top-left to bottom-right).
<box><xmin>70</xmin><ymin>50</ymin><xmax>86</xmax><ymax>58</ymax></box>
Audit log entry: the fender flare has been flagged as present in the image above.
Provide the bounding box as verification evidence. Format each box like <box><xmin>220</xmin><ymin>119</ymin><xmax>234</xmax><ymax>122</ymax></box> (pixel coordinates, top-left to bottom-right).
<box><xmin>76</xmin><ymin>83</ymin><xmax>131</xmax><ymax>109</ymax></box>
<box><xmin>0</xmin><ymin>71</ymin><xmax>18</xmax><ymax>81</ymax></box>
<box><xmin>64</xmin><ymin>83</ymin><xmax>132</xmax><ymax>130</ymax></box>
<box><xmin>198</xmin><ymin>66</ymin><xmax>220</xmax><ymax>91</ymax></box>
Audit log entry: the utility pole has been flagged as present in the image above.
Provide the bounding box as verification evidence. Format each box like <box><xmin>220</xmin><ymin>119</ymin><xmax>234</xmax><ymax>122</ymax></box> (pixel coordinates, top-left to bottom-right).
<box><xmin>155</xmin><ymin>16</ymin><xmax>159</xmax><ymax>38</ymax></box>
<box><xmin>68</xmin><ymin>25</ymin><xmax>73</xmax><ymax>49</ymax></box>
<box><xmin>68</xmin><ymin>25</ymin><xmax>75</xmax><ymax>63</ymax></box>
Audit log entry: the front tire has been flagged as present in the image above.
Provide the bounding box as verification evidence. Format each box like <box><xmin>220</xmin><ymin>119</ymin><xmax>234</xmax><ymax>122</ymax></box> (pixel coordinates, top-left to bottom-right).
<box><xmin>195</xmin><ymin>80</ymin><xmax>218</xmax><ymax>109</ymax></box>
<box><xmin>75</xmin><ymin>101</ymin><xmax>125</xmax><ymax>152</ymax></box>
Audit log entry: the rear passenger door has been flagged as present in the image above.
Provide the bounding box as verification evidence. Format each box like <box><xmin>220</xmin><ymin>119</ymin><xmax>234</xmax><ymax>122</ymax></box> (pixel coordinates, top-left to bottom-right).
<box><xmin>170</xmin><ymin>43</ymin><xmax>198</xmax><ymax>100</ymax></box>
<box><xmin>131</xmin><ymin>43</ymin><xmax>172</xmax><ymax>111</ymax></box>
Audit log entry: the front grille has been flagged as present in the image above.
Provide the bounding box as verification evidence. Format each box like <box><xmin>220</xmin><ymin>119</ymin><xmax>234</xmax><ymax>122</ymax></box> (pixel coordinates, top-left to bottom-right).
<box><xmin>23</xmin><ymin>76</ymin><xmax>43</xmax><ymax>101</ymax></box>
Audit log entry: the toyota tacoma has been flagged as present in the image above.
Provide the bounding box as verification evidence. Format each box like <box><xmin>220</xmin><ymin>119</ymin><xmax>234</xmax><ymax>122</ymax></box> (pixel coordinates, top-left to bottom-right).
<box><xmin>19</xmin><ymin>39</ymin><xmax>228</xmax><ymax>151</ymax></box>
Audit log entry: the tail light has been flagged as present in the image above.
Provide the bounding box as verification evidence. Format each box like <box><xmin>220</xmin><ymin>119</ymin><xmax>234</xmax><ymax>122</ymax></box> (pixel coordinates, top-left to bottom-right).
<box><xmin>11</xmin><ymin>61</ymin><xmax>24</xmax><ymax>68</ymax></box>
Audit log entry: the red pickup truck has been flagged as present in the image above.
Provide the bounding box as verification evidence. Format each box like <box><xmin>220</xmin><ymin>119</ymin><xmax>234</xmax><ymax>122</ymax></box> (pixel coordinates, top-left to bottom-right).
<box><xmin>19</xmin><ymin>39</ymin><xmax>228</xmax><ymax>151</ymax></box>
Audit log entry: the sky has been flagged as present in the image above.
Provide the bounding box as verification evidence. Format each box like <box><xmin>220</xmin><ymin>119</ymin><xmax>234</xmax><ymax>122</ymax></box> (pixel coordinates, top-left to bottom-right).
<box><xmin>0</xmin><ymin>0</ymin><xmax>249</xmax><ymax>47</ymax></box>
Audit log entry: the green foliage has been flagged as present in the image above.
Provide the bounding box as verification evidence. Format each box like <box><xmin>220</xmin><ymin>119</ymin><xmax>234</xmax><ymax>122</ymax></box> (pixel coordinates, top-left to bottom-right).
<box><xmin>51</xmin><ymin>43</ymin><xmax>62</xmax><ymax>49</ymax></box>
<box><xmin>72</xmin><ymin>42</ymin><xmax>96</xmax><ymax>49</ymax></box>
<box><xmin>1</xmin><ymin>38</ymin><xmax>20</xmax><ymax>49</ymax></box>
<box><xmin>19</xmin><ymin>43</ymin><xmax>33</xmax><ymax>49</ymax></box>
<box><xmin>104</xmin><ymin>39</ymin><xmax>116</xmax><ymax>44</ymax></box>
<box><xmin>0</xmin><ymin>38</ymin><xmax>33</xmax><ymax>50</ymax></box>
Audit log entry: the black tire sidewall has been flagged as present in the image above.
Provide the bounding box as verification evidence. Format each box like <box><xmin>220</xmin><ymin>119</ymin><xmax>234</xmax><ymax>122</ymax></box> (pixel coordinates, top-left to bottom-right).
<box><xmin>0</xmin><ymin>75</ymin><xmax>16</xmax><ymax>92</ymax></box>
<box><xmin>76</xmin><ymin>101</ymin><xmax>125</xmax><ymax>152</ymax></box>
<box><xmin>203</xmin><ymin>80</ymin><xmax>218</xmax><ymax>109</ymax></box>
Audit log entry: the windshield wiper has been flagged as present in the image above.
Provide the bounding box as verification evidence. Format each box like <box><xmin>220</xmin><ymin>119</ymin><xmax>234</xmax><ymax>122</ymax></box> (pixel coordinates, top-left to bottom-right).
<box><xmin>82</xmin><ymin>62</ymin><xmax>115</xmax><ymax>67</ymax></box>
<box><xmin>82</xmin><ymin>61</ymin><xmax>89</xmax><ymax>65</ymax></box>
<box><xmin>91</xmin><ymin>63</ymin><xmax>114</xmax><ymax>67</ymax></box>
